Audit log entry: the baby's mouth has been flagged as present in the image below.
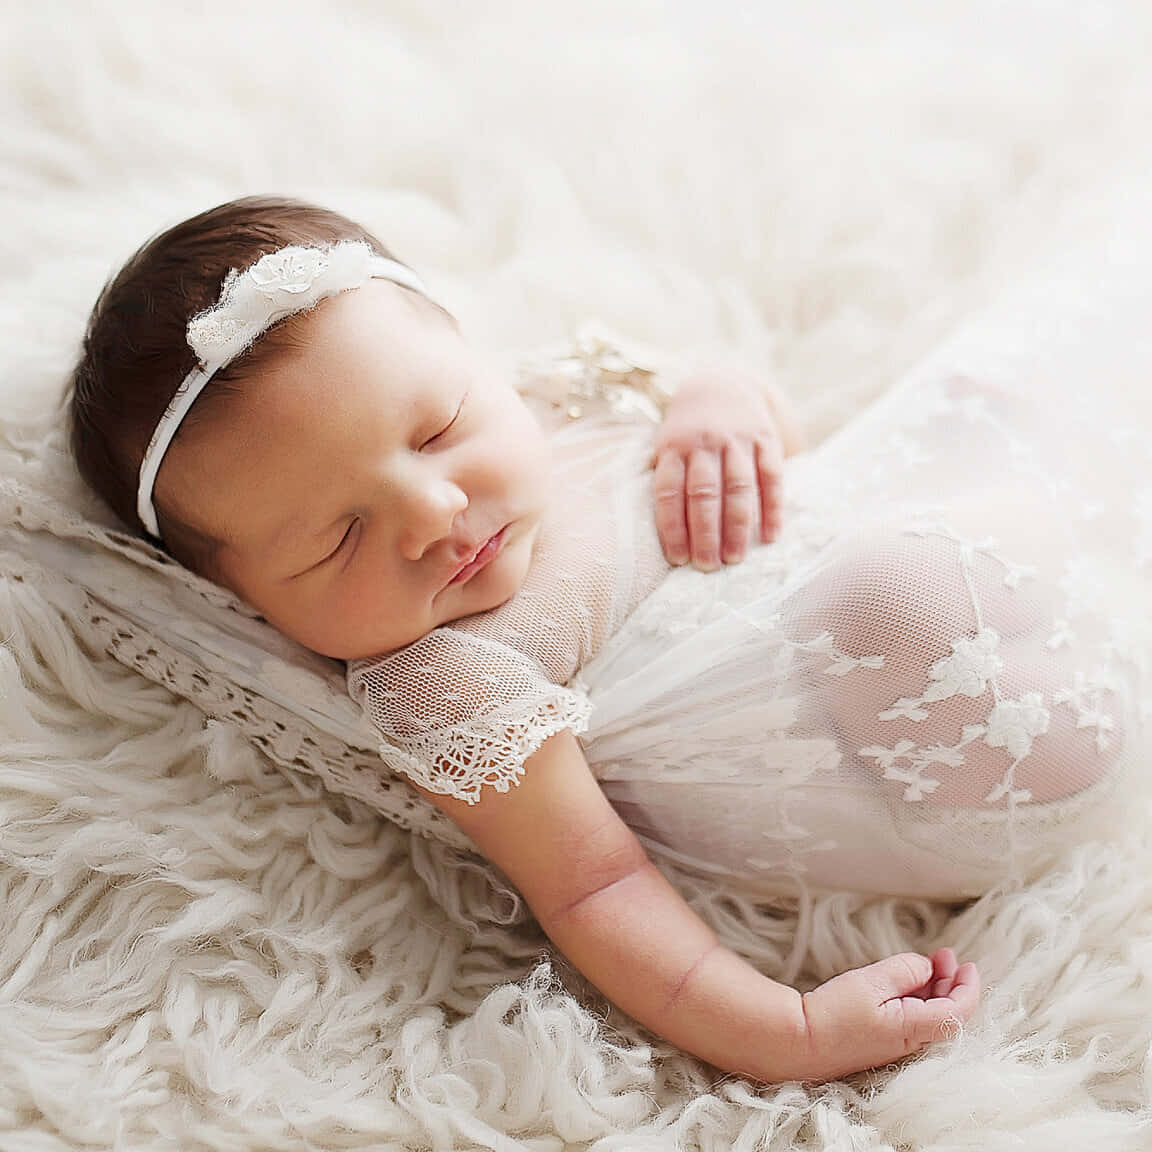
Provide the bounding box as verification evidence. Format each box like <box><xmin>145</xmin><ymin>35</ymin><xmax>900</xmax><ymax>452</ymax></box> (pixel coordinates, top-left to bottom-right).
<box><xmin>446</xmin><ymin>525</ymin><xmax>508</xmax><ymax>586</ymax></box>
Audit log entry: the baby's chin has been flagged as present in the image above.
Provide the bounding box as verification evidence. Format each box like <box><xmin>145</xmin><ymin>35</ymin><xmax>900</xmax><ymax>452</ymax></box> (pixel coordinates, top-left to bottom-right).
<box><xmin>410</xmin><ymin>521</ymin><xmax>540</xmax><ymax>648</ymax></box>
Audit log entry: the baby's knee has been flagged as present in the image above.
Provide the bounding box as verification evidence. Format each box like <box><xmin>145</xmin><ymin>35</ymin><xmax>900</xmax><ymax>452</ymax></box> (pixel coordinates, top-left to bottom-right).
<box><xmin>796</xmin><ymin>526</ymin><xmax>1121</xmax><ymax>808</ymax></box>
<box><xmin>803</xmin><ymin>526</ymin><xmax>1052</xmax><ymax>658</ymax></box>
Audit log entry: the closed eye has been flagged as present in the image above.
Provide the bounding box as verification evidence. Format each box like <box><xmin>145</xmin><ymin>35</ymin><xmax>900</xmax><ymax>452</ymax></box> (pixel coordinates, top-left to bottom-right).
<box><xmin>421</xmin><ymin>391</ymin><xmax>468</xmax><ymax>449</ymax></box>
<box><xmin>323</xmin><ymin>518</ymin><xmax>359</xmax><ymax>566</ymax></box>
<box><xmin>290</xmin><ymin>518</ymin><xmax>358</xmax><ymax>579</ymax></box>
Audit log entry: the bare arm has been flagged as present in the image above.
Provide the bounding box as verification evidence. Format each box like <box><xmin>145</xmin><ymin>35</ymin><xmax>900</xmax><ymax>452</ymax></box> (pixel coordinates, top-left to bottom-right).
<box><xmin>412</xmin><ymin>729</ymin><xmax>979</xmax><ymax>1083</ymax></box>
<box><xmin>415</xmin><ymin>728</ymin><xmax>808</xmax><ymax>1081</ymax></box>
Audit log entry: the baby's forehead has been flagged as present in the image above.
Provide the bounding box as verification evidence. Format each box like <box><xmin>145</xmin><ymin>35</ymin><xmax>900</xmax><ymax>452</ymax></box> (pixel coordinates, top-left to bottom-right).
<box><xmin>246</xmin><ymin>301</ymin><xmax>423</xmax><ymax>408</ymax></box>
<box><xmin>195</xmin><ymin>279</ymin><xmax>468</xmax><ymax>466</ymax></box>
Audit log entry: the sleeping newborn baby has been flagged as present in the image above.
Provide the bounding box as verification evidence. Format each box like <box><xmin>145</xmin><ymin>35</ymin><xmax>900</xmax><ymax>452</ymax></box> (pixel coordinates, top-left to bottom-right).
<box><xmin>103</xmin><ymin>194</ymin><xmax>1152</xmax><ymax>1086</ymax></box>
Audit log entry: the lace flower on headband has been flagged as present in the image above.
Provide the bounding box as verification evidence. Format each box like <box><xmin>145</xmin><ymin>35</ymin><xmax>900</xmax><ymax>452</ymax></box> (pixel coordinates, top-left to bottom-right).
<box><xmin>188</xmin><ymin>245</ymin><xmax>367</xmax><ymax>372</ymax></box>
<box><xmin>136</xmin><ymin>240</ymin><xmax>436</xmax><ymax>539</ymax></box>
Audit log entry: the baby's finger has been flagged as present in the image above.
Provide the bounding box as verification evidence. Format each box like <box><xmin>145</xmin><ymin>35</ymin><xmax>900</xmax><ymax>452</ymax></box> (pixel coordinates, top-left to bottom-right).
<box><xmin>941</xmin><ymin>962</ymin><xmax>981</xmax><ymax>1018</ymax></box>
<box><xmin>756</xmin><ymin>436</ymin><xmax>783</xmax><ymax>543</ymax></box>
<box><xmin>893</xmin><ymin>993</ymin><xmax>969</xmax><ymax>1049</ymax></box>
<box><xmin>861</xmin><ymin>953</ymin><xmax>935</xmax><ymax>1005</ymax></box>
<box><xmin>720</xmin><ymin>439</ymin><xmax>759</xmax><ymax>565</ymax></box>
<box><xmin>930</xmin><ymin>948</ymin><xmax>959</xmax><ymax>998</ymax></box>
<box><xmin>651</xmin><ymin>449</ymin><xmax>690</xmax><ymax>565</ymax></box>
<box><xmin>685</xmin><ymin>448</ymin><xmax>725</xmax><ymax>570</ymax></box>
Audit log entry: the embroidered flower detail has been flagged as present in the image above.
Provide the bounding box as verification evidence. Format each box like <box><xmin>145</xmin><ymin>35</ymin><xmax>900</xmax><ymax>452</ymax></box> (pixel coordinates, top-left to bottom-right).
<box><xmin>1046</xmin><ymin>618</ymin><xmax>1075</xmax><ymax>649</ymax></box>
<box><xmin>982</xmin><ymin>693</ymin><xmax>1050</xmax><ymax>760</ymax></box>
<box><xmin>184</xmin><ymin>245</ymin><xmax>342</xmax><ymax>366</ymax></box>
<box><xmin>248</xmin><ymin>247</ymin><xmax>328</xmax><ymax>294</ymax></box>
<box><xmin>1052</xmin><ymin>666</ymin><xmax>1118</xmax><ymax>752</ymax></box>
<box><xmin>798</xmin><ymin>630</ymin><xmax>885</xmax><ymax>677</ymax></box>
<box><xmin>878</xmin><ymin>628</ymin><xmax>1001</xmax><ymax>721</ymax></box>
<box><xmin>859</xmin><ymin>738</ymin><xmax>971</xmax><ymax>802</ymax></box>
<box><xmin>1000</xmin><ymin>557</ymin><xmax>1035</xmax><ymax>589</ymax></box>
<box><xmin>930</xmin><ymin>628</ymin><xmax>1003</xmax><ymax>697</ymax></box>
<box><xmin>186</xmin><ymin>313</ymin><xmax>252</xmax><ymax>355</ymax></box>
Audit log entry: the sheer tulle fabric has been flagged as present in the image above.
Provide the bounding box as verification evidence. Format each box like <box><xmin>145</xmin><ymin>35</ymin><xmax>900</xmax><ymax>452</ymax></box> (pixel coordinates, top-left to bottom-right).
<box><xmin>351</xmin><ymin>360</ymin><xmax>1152</xmax><ymax>900</ymax></box>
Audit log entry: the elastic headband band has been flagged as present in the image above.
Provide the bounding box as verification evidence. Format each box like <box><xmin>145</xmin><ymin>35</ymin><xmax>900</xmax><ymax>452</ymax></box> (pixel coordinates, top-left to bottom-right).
<box><xmin>136</xmin><ymin>240</ymin><xmax>437</xmax><ymax>540</ymax></box>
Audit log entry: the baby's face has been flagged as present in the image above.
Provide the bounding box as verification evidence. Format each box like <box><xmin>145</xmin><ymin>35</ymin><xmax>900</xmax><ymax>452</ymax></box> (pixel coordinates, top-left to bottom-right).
<box><xmin>159</xmin><ymin>280</ymin><xmax>553</xmax><ymax>660</ymax></box>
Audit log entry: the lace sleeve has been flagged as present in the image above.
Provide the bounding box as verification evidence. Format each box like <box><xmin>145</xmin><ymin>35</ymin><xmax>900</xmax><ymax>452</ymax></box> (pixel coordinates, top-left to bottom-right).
<box><xmin>347</xmin><ymin>629</ymin><xmax>593</xmax><ymax>805</ymax></box>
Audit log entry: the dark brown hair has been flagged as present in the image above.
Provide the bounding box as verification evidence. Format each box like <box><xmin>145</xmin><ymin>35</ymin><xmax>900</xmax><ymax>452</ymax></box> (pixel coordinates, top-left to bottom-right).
<box><xmin>67</xmin><ymin>194</ymin><xmax>447</xmax><ymax>582</ymax></box>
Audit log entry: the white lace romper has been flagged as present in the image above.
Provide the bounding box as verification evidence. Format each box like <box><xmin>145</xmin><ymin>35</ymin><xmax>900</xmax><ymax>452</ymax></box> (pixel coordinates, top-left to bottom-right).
<box><xmin>348</xmin><ymin>365</ymin><xmax>1152</xmax><ymax>902</ymax></box>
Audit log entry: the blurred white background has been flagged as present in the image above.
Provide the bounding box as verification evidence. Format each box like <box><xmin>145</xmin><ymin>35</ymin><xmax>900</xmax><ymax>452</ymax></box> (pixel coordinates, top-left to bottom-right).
<box><xmin>2</xmin><ymin>0</ymin><xmax>1149</xmax><ymax>439</ymax></box>
<box><xmin>3</xmin><ymin>5</ymin><xmax>1152</xmax><ymax>1146</ymax></box>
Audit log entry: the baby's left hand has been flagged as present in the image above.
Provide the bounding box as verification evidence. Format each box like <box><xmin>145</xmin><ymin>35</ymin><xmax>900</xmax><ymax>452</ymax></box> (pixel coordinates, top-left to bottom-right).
<box><xmin>797</xmin><ymin>948</ymin><xmax>981</xmax><ymax>1083</ymax></box>
<box><xmin>649</xmin><ymin>375</ymin><xmax>785</xmax><ymax>570</ymax></box>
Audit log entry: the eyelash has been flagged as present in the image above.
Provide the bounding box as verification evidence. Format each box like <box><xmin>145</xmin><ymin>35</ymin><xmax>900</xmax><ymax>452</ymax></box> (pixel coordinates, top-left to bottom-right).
<box><xmin>324</xmin><ymin>519</ymin><xmax>358</xmax><ymax>566</ymax></box>
<box><xmin>422</xmin><ymin>392</ymin><xmax>467</xmax><ymax>449</ymax></box>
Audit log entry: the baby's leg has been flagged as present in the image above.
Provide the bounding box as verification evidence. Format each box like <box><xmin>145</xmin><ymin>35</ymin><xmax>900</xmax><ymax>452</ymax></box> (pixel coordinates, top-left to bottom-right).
<box><xmin>799</xmin><ymin>517</ymin><xmax>1124</xmax><ymax>812</ymax></box>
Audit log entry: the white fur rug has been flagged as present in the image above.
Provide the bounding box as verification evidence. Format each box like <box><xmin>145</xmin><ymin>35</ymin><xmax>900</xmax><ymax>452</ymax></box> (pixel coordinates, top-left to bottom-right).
<box><xmin>4</xmin><ymin>1</ymin><xmax>1152</xmax><ymax>1147</ymax></box>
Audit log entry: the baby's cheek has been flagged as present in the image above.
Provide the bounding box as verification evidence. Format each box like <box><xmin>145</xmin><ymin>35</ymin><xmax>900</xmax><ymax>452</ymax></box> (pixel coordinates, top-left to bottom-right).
<box><xmin>505</xmin><ymin>414</ymin><xmax>554</xmax><ymax>501</ymax></box>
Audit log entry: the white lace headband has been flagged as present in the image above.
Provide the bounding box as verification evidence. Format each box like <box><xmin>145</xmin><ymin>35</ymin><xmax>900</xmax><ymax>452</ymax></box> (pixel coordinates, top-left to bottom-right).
<box><xmin>136</xmin><ymin>240</ymin><xmax>437</xmax><ymax>539</ymax></box>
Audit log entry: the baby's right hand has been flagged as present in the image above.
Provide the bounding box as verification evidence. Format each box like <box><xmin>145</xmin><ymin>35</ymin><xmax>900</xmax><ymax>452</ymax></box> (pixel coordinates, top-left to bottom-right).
<box><xmin>650</xmin><ymin>372</ymin><xmax>785</xmax><ymax>570</ymax></box>
<box><xmin>796</xmin><ymin>948</ymin><xmax>980</xmax><ymax>1082</ymax></box>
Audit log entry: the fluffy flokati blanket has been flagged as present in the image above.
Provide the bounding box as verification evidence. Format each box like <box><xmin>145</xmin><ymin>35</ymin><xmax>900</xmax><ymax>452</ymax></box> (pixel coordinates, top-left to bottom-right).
<box><xmin>4</xmin><ymin>1</ymin><xmax>1152</xmax><ymax>1147</ymax></box>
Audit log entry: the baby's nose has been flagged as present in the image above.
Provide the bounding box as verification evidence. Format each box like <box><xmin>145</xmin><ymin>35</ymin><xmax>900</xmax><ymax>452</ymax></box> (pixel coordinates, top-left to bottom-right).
<box><xmin>398</xmin><ymin>479</ymin><xmax>469</xmax><ymax>561</ymax></box>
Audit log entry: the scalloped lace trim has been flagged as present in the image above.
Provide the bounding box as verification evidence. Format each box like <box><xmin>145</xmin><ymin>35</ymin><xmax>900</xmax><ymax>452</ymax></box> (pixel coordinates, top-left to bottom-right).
<box><xmin>376</xmin><ymin>691</ymin><xmax>594</xmax><ymax>805</ymax></box>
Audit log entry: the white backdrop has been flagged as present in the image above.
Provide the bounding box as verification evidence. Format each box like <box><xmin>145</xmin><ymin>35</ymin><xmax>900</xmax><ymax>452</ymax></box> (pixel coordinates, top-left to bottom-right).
<box><xmin>3</xmin><ymin>2</ymin><xmax>1152</xmax><ymax>1148</ymax></box>
<box><xmin>5</xmin><ymin>0</ymin><xmax>1150</xmax><ymax>436</ymax></box>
